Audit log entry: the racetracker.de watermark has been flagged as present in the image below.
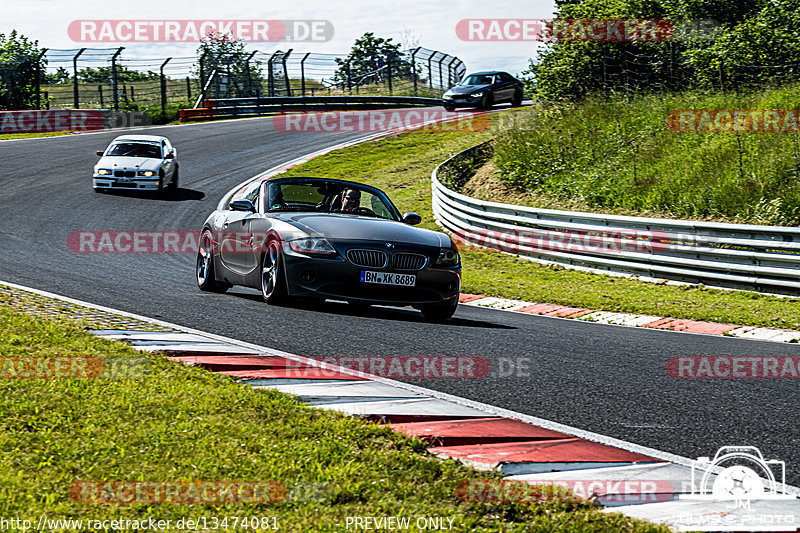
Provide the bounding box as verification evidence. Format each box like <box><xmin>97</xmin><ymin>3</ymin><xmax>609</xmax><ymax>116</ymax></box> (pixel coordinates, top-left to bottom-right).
<box><xmin>272</xmin><ymin>110</ymin><xmax>490</xmax><ymax>133</ymax></box>
<box><xmin>456</xmin><ymin>18</ymin><xmax>715</xmax><ymax>41</ymax></box>
<box><xmin>451</xmin><ymin>227</ymin><xmax>669</xmax><ymax>256</ymax></box>
<box><xmin>0</xmin><ymin>110</ymin><xmax>150</xmax><ymax>134</ymax></box>
<box><xmin>667</xmin><ymin>110</ymin><xmax>800</xmax><ymax>133</ymax></box>
<box><xmin>69</xmin><ymin>481</ymin><xmax>286</xmax><ymax>504</ymax></box>
<box><xmin>68</xmin><ymin>20</ymin><xmax>333</xmax><ymax>42</ymax></box>
<box><xmin>456</xmin><ymin>479</ymin><xmax>677</xmax><ymax>505</ymax></box>
<box><xmin>667</xmin><ymin>356</ymin><xmax>800</xmax><ymax>378</ymax></box>
<box><xmin>0</xmin><ymin>356</ymin><xmax>150</xmax><ymax>379</ymax></box>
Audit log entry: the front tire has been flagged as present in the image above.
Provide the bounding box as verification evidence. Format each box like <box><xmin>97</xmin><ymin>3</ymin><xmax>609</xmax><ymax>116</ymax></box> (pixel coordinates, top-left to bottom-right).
<box><xmin>261</xmin><ymin>240</ymin><xmax>288</xmax><ymax>304</ymax></box>
<box><xmin>443</xmin><ymin>104</ymin><xmax>455</xmax><ymax>112</ymax></box>
<box><xmin>511</xmin><ymin>89</ymin><xmax>523</xmax><ymax>107</ymax></box>
<box><xmin>196</xmin><ymin>231</ymin><xmax>229</xmax><ymax>293</ymax></box>
<box><xmin>167</xmin><ymin>166</ymin><xmax>178</xmax><ymax>193</ymax></box>
<box><xmin>480</xmin><ymin>93</ymin><xmax>493</xmax><ymax>110</ymax></box>
<box><xmin>421</xmin><ymin>297</ymin><xmax>458</xmax><ymax>322</ymax></box>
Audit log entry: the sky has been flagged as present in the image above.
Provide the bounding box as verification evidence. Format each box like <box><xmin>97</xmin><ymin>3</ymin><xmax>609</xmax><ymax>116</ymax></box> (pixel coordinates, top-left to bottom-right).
<box><xmin>1</xmin><ymin>0</ymin><xmax>557</xmax><ymax>77</ymax></box>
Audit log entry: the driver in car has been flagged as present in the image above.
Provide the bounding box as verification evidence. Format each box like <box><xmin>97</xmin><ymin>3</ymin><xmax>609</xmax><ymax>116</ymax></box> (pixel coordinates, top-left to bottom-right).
<box><xmin>340</xmin><ymin>188</ymin><xmax>361</xmax><ymax>212</ymax></box>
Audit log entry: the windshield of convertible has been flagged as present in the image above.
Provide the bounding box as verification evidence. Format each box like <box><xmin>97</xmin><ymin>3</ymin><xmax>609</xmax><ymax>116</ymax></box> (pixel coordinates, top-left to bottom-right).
<box><xmin>264</xmin><ymin>180</ymin><xmax>400</xmax><ymax>220</ymax></box>
<box><xmin>105</xmin><ymin>142</ymin><xmax>162</xmax><ymax>159</ymax></box>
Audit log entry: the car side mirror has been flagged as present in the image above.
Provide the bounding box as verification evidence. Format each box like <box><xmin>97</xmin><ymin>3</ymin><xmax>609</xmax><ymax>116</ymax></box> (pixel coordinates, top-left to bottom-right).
<box><xmin>164</xmin><ymin>153</ymin><xmax>174</xmax><ymax>159</ymax></box>
<box><xmin>229</xmin><ymin>199</ymin><xmax>255</xmax><ymax>212</ymax></box>
<box><xmin>402</xmin><ymin>212</ymin><xmax>422</xmax><ymax>225</ymax></box>
<box><xmin>96</xmin><ymin>150</ymin><xmax>104</xmax><ymax>156</ymax></box>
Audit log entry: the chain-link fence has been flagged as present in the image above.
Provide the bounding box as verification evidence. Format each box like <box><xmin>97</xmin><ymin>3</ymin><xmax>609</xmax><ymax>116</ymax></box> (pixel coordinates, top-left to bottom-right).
<box><xmin>30</xmin><ymin>46</ymin><xmax>465</xmax><ymax>115</ymax></box>
<box><xmin>535</xmin><ymin>42</ymin><xmax>800</xmax><ymax>97</ymax></box>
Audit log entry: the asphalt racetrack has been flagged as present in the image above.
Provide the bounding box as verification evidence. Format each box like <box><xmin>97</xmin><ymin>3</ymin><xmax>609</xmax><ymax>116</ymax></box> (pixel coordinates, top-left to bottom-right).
<box><xmin>2</xmin><ymin>113</ymin><xmax>799</xmax><ymax>484</ymax></box>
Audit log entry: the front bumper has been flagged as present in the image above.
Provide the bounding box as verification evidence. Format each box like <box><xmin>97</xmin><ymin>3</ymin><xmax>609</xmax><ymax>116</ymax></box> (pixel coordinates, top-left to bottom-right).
<box><xmin>282</xmin><ymin>247</ymin><xmax>461</xmax><ymax>306</ymax></box>
<box><xmin>442</xmin><ymin>95</ymin><xmax>484</xmax><ymax>108</ymax></box>
<box><xmin>93</xmin><ymin>175</ymin><xmax>160</xmax><ymax>190</ymax></box>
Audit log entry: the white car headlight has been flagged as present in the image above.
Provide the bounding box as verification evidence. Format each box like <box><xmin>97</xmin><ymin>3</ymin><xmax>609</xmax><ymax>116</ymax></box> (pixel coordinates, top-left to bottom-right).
<box><xmin>137</xmin><ymin>170</ymin><xmax>155</xmax><ymax>177</ymax></box>
<box><xmin>288</xmin><ymin>238</ymin><xmax>337</xmax><ymax>256</ymax></box>
<box><xmin>471</xmin><ymin>92</ymin><xmax>484</xmax><ymax>98</ymax></box>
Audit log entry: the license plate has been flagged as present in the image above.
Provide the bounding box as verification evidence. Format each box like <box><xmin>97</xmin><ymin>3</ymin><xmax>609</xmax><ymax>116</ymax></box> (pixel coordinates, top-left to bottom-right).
<box><xmin>360</xmin><ymin>270</ymin><xmax>416</xmax><ymax>287</ymax></box>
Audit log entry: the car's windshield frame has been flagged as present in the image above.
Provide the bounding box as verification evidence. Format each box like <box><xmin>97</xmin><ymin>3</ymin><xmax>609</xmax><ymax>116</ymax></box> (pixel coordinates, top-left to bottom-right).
<box><xmin>460</xmin><ymin>74</ymin><xmax>495</xmax><ymax>86</ymax></box>
<box><xmin>255</xmin><ymin>178</ymin><xmax>403</xmax><ymax>221</ymax></box>
<box><xmin>105</xmin><ymin>142</ymin><xmax>163</xmax><ymax>159</ymax></box>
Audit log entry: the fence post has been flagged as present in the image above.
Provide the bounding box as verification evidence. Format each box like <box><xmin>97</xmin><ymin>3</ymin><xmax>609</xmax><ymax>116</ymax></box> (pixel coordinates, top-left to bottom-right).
<box><xmin>72</xmin><ymin>48</ymin><xmax>86</xmax><ymax>109</ymax></box>
<box><xmin>428</xmin><ymin>52</ymin><xmax>435</xmax><ymax>88</ymax></box>
<box><xmin>301</xmin><ymin>52</ymin><xmax>310</xmax><ymax>96</ymax></box>
<box><xmin>386</xmin><ymin>58</ymin><xmax>392</xmax><ymax>94</ymax></box>
<box><xmin>411</xmin><ymin>47</ymin><xmax>420</xmax><ymax>95</ymax></box>
<box><xmin>282</xmin><ymin>49</ymin><xmax>293</xmax><ymax>96</ymax></box>
<box><xmin>267</xmin><ymin>51</ymin><xmax>278</xmax><ymax>97</ymax></box>
<box><xmin>446</xmin><ymin>57</ymin><xmax>458</xmax><ymax>88</ymax></box>
<box><xmin>98</xmin><ymin>85</ymin><xmax>104</xmax><ymax>107</ymax></box>
<box><xmin>43</xmin><ymin>91</ymin><xmax>49</xmax><ymax>109</ymax></box>
<box><xmin>244</xmin><ymin>51</ymin><xmax>257</xmax><ymax>96</ymax></box>
<box><xmin>346</xmin><ymin>62</ymin><xmax>352</xmax><ymax>94</ymax></box>
<box><xmin>111</xmin><ymin>47</ymin><xmax>124</xmax><ymax>111</ymax></box>
<box><xmin>199</xmin><ymin>51</ymin><xmax>207</xmax><ymax>101</ymax></box>
<box><xmin>438</xmin><ymin>55</ymin><xmax>446</xmax><ymax>89</ymax></box>
<box><xmin>160</xmin><ymin>57</ymin><xmax>171</xmax><ymax>115</ymax></box>
<box><xmin>186</xmin><ymin>76</ymin><xmax>191</xmax><ymax>101</ymax></box>
<box><xmin>35</xmin><ymin>49</ymin><xmax>47</xmax><ymax>109</ymax></box>
<box><xmin>129</xmin><ymin>85</ymin><xmax>135</xmax><ymax>102</ymax></box>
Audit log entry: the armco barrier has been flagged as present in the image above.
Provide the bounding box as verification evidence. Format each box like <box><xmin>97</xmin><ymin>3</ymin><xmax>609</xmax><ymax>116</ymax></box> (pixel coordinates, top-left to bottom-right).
<box><xmin>432</xmin><ymin>141</ymin><xmax>800</xmax><ymax>294</ymax></box>
<box><xmin>179</xmin><ymin>96</ymin><xmax>442</xmax><ymax>122</ymax></box>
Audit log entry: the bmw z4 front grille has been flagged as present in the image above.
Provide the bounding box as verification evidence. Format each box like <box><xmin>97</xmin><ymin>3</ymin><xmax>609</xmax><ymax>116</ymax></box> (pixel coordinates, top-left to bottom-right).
<box><xmin>347</xmin><ymin>249</ymin><xmax>388</xmax><ymax>268</ymax></box>
<box><xmin>391</xmin><ymin>252</ymin><xmax>427</xmax><ymax>270</ymax></box>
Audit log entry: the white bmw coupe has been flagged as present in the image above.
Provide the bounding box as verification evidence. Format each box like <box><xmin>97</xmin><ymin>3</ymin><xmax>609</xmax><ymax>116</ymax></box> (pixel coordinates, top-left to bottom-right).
<box><xmin>93</xmin><ymin>134</ymin><xmax>178</xmax><ymax>194</ymax></box>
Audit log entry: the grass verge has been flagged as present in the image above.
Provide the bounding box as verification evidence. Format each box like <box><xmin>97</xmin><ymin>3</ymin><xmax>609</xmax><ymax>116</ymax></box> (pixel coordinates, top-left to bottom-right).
<box><xmin>0</xmin><ymin>301</ymin><xmax>666</xmax><ymax>532</ymax></box>
<box><xmin>0</xmin><ymin>131</ymin><xmax>73</xmax><ymax>141</ymax></box>
<box><xmin>279</xmin><ymin>114</ymin><xmax>800</xmax><ymax>329</ymax></box>
<box><xmin>493</xmin><ymin>87</ymin><xmax>800</xmax><ymax>225</ymax></box>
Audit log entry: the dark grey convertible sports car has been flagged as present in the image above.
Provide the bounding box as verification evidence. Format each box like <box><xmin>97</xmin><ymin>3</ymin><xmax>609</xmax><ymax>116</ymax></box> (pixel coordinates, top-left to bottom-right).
<box><xmin>196</xmin><ymin>177</ymin><xmax>461</xmax><ymax>320</ymax></box>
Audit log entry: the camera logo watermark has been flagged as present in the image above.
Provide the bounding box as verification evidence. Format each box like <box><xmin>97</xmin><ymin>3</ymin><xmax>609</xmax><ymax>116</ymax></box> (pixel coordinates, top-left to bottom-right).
<box><xmin>667</xmin><ymin>356</ymin><xmax>800</xmax><ymax>378</ymax></box>
<box><xmin>68</xmin><ymin>20</ymin><xmax>333</xmax><ymax>42</ymax></box>
<box><xmin>667</xmin><ymin>110</ymin><xmax>800</xmax><ymax>133</ymax></box>
<box><xmin>678</xmin><ymin>446</ymin><xmax>796</xmax><ymax>531</ymax></box>
<box><xmin>456</xmin><ymin>18</ymin><xmax>715</xmax><ymax>42</ymax></box>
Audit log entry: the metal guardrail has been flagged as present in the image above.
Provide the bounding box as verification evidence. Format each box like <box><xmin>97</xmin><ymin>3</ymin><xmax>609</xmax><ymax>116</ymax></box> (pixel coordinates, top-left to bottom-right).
<box><xmin>432</xmin><ymin>141</ymin><xmax>800</xmax><ymax>294</ymax></box>
<box><xmin>180</xmin><ymin>96</ymin><xmax>442</xmax><ymax>121</ymax></box>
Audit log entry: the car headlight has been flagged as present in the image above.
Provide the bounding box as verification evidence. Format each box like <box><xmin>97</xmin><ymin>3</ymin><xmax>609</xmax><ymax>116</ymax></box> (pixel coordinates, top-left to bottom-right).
<box><xmin>97</xmin><ymin>169</ymin><xmax>111</xmax><ymax>175</ymax></box>
<box><xmin>443</xmin><ymin>93</ymin><xmax>453</xmax><ymax>100</ymax></box>
<box><xmin>137</xmin><ymin>170</ymin><xmax>155</xmax><ymax>177</ymax></box>
<box><xmin>289</xmin><ymin>238</ymin><xmax>337</xmax><ymax>256</ymax></box>
<box><xmin>470</xmin><ymin>92</ymin><xmax>484</xmax><ymax>98</ymax></box>
<box><xmin>434</xmin><ymin>244</ymin><xmax>460</xmax><ymax>266</ymax></box>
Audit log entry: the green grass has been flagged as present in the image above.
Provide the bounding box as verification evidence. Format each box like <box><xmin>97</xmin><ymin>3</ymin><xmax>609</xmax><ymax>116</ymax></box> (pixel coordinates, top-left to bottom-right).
<box><xmin>0</xmin><ymin>302</ymin><xmax>666</xmax><ymax>532</ymax></box>
<box><xmin>493</xmin><ymin>86</ymin><xmax>800</xmax><ymax>225</ymax></box>
<box><xmin>0</xmin><ymin>131</ymin><xmax>73</xmax><ymax>141</ymax></box>
<box><xmin>279</xmin><ymin>114</ymin><xmax>800</xmax><ymax>329</ymax></box>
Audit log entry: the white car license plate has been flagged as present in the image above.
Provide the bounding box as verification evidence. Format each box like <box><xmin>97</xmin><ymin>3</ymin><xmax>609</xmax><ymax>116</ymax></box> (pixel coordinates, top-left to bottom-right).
<box><xmin>360</xmin><ymin>271</ymin><xmax>416</xmax><ymax>287</ymax></box>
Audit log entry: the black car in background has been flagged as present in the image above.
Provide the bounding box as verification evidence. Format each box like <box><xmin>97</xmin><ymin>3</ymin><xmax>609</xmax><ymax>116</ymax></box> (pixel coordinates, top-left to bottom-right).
<box><xmin>196</xmin><ymin>177</ymin><xmax>462</xmax><ymax>321</ymax></box>
<box><xmin>442</xmin><ymin>71</ymin><xmax>524</xmax><ymax>110</ymax></box>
